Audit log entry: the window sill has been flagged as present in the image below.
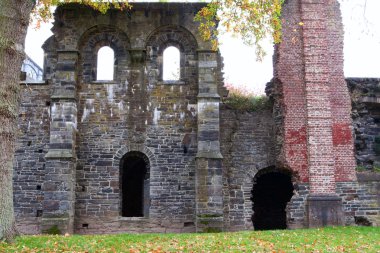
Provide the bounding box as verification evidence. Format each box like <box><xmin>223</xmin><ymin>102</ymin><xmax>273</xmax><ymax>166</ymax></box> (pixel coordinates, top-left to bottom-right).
<box><xmin>157</xmin><ymin>80</ymin><xmax>186</xmax><ymax>85</ymax></box>
<box><xmin>119</xmin><ymin>217</ymin><xmax>149</xmax><ymax>221</ymax></box>
<box><xmin>91</xmin><ymin>80</ymin><xmax>118</xmax><ymax>84</ymax></box>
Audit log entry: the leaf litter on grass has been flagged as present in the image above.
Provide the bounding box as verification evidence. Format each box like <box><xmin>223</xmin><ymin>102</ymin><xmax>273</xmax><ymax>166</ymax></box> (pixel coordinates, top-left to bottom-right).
<box><xmin>0</xmin><ymin>226</ymin><xmax>379</xmax><ymax>252</ymax></box>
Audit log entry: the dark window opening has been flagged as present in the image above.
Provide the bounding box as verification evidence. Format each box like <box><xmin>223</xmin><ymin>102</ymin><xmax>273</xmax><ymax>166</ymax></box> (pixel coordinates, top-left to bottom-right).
<box><xmin>36</xmin><ymin>210</ymin><xmax>43</xmax><ymax>217</ymax></box>
<box><xmin>120</xmin><ymin>151</ymin><xmax>150</xmax><ymax>217</ymax></box>
<box><xmin>184</xmin><ymin>222</ymin><xmax>194</xmax><ymax>227</ymax></box>
<box><xmin>251</xmin><ymin>171</ymin><xmax>294</xmax><ymax>230</ymax></box>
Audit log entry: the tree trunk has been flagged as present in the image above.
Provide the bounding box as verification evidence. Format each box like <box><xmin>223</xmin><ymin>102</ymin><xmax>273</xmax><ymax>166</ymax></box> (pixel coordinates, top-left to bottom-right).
<box><xmin>0</xmin><ymin>0</ymin><xmax>34</xmax><ymax>242</ymax></box>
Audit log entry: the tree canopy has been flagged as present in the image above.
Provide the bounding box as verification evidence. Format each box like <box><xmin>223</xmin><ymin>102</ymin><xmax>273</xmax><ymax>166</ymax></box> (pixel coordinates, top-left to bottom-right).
<box><xmin>195</xmin><ymin>0</ymin><xmax>283</xmax><ymax>60</ymax></box>
<box><xmin>32</xmin><ymin>0</ymin><xmax>283</xmax><ymax>60</ymax></box>
<box><xmin>32</xmin><ymin>0</ymin><xmax>131</xmax><ymax>27</ymax></box>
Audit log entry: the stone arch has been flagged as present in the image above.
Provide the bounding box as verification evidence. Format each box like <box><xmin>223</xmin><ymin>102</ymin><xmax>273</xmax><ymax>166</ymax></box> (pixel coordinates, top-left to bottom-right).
<box><xmin>113</xmin><ymin>145</ymin><xmax>156</xmax><ymax>168</ymax></box>
<box><xmin>145</xmin><ymin>25</ymin><xmax>198</xmax><ymax>53</ymax></box>
<box><xmin>77</xmin><ymin>25</ymin><xmax>130</xmax><ymax>83</ymax></box>
<box><xmin>145</xmin><ymin>25</ymin><xmax>198</xmax><ymax>82</ymax></box>
<box><xmin>241</xmin><ymin>162</ymin><xmax>278</xmax><ymax>229</ymax></box>
<box><xmin>250</xmin><ymin>166</ymin><xmax>294</xmax><ymax>230</ymax></box>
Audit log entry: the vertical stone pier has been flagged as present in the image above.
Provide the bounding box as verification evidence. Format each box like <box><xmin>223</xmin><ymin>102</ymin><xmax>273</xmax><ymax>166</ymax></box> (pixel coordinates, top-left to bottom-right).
<box><xmin>42</xmin><ymin>50</ymin><xmax>78</xmax><ymax>234</ymax></box>
<box><xmin>195</xmin><ymin>50</ymin><xmax>224</xmax><ymax>232</ymax></box>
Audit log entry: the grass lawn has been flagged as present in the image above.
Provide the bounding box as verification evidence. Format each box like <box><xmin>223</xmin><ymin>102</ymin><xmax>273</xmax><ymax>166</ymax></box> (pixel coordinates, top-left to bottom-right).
<box><xmin>1</xmin><ymin>226</ymin><xmax>379</xmax><ymax>252</ymax></box>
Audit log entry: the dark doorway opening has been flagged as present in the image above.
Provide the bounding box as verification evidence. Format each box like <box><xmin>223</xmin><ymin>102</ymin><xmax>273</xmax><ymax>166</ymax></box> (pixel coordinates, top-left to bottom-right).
<box><xmin>251</xmin><ymin>170</ymin><xmax>293</xmax><ymax>230</ymax></box>
<box><xmin>120</xmin><ymin>151</ymin><xmax>150</xmax><ymax>217</ymax></box>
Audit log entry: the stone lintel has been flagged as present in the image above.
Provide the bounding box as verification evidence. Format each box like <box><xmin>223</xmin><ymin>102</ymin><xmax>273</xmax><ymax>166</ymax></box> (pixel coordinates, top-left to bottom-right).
<box><xmin>51</xmin><ymin>94</ymin><xmax>77</xmax><ymax>101</ymax></box>
<box><xmin>157</xmin><ymin>80</ymin><xmax>186</xmax><ymax>85</ymax></box>
<box><xmin>19</xmin><ymin>80</ymin><xmax>48</xmax><ymax>85</ymax></box>
<box><xmin>306</xmin><ymin>194</ymin><xmax>343</xmax><ymax>228</ymax></box>
<box><xmin>196</xmin><ymin>49</ymin><xmax>217</xmax><ymax>53</ymax></box>
<box><xmin>91</xmin><ymin>80</ymin><xmax>119</xmax><ymax>85</ymax></box>
<box><xmin>197</xmin><ymin>93</ymin><xmax>220</xmax><ymax>99</ymax></box>
<box><xmin>56</xmin><ymin>49</ymin><xmax>80</xmax><ymax>54</ymax></box>
<box><xmin>196</xmin><ymin>151</ymin><xmax>223</xmax><ymax>159</ymax></box>
<box><xmin>45</xmin><ymin>149</ymin><xmax>76</xmax><ymax>160</ymax></box>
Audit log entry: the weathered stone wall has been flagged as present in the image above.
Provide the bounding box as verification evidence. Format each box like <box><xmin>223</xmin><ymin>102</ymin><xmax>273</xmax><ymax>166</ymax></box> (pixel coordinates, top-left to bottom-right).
<box><xmin>220</xmin><ymin>107</ymin><xmax>276</xmax><ymax>231</ymax></box>
<box><xmin>337</xmin><ymin>173</ymin><xmax>380</xmax><ymax>227</ymax></box>
<box><xmin>73</xmin><ymin>3</ymin><xmax>202</xmax><ymax>233</ymax></box>
<box><xmin>30</xmin><ymin>2</ymin><xmax>229</xmax><ymax>234</ymax></box>
<box><xmin>14</xmin><ymin>82</ymin><xmax>50</xmax><ymax>234</ymax></box>
<box><xmin>13</xmin><ymin>1</ymin><xmax>379</xmax><ymax>234</ymax></box>
<box><xmin>349</xmin><ymin>78</ymin><xmax>380</xmax><ymax>170</ymax></box>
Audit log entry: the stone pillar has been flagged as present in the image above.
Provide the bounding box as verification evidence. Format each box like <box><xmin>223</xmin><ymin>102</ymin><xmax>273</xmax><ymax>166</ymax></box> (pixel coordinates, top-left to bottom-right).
<box><xmin>195</xmin><ymin>50</ymin><xmax>224</xmax><ymax>232</ymax></box>
<box><xmin>42</xmin><ymin>50</ymin><xmax>78</xmax><ymax>234</ymax></box>
<box><xmin>300</xmin><ymin>0</ymin><xmax>343</xmax><ymax>227</ymax></box>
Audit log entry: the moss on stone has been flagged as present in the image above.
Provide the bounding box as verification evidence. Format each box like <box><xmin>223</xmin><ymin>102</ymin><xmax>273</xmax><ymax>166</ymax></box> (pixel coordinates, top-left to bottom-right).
<box><xmin>197</xmin><ymin>214</ymin><xmax>222</xmax><ymax>218</ymax></box>
<box><xmin>202</xmin><ymin>227</ymin><xmax>222</xmax><ymax>233</ymax></box>
<box><xmin>43</xmin><ymin>225</ymin><xmax>61</xmax><ymax>235</ymax></box>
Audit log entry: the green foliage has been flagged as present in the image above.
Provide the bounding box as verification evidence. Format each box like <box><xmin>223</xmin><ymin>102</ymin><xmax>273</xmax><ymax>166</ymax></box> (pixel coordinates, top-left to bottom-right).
<box><xmin>1</xmin><ymin>227</ymin><xmax>379</xmax><ymax>252</ymax></box>
<box><xmin>373</xmin><ymin>166</ymin><xmax>380</xmax><ymax>173</ymax></box>
<box><xmin>197</xmin><ymin>214</ymin><xmax>222</xmax><ymax>218</ymax></box>
<box><xmin>223</xmin><ymin>86</ymin><xmax>271</xmax><ymax>112</ymax></box>
<box><xmin>43</xmin><ymin>225</ymin><xmax>61</xmax><ymax>235</ymax></box>
<box><xmin>195</xmin><ymin>0</ymin><xmax>284</xmax><ymax>60</ymax></box>
<box><xmin>32</xmin><ymin>1</ymin><xmax>282</xmax><ymax>61</ymax></box>
<box><xmin>31</xmin><ymin>0</ymin><xmax>131</xmax><ymax>27</ymax></box>
<box><xmin>202</xmin><ymin>227</ymin><xmax>222</xmax><ymax>233</ymax></box>
<box><xmin>356</xmin><ymin>165</ymin><xmax>367</xmax><ymax>172</ymax></box>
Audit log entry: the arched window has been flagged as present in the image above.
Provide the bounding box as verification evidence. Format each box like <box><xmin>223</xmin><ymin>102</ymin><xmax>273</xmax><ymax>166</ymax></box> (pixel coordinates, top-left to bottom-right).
<box><xmin>163</xmin><ymin>46</ymin><xmax>180</xmax><ymax>81</ymax></box>
<box><xmin>96</xmin><ymin>46</ymin><xmax>114</xmax><ymax>81</ymax></box>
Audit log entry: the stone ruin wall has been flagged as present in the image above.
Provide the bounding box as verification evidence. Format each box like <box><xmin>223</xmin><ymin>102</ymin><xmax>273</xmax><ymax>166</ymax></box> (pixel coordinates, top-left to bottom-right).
<box><xmin>13</xmin><ymin>2</ymin><xmax>379</xmax><ymax>234</ymax></box>
<box><xmin>14</xmin><ymin>78</ymin><xmax>380</xmax><ymax>233</ymax></box>
<box><xmin>14</xmin><ymin>83</ymin><xmax>50</xmax><ymax>234</ymax></box>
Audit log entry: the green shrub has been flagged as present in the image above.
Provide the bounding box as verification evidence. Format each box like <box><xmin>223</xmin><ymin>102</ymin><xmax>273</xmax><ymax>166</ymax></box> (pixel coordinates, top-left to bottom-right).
<box><xmin>373</xmin><ymin>166</ymin><xmax>380</xmax><ymax>173</ymax></box>
<box><xmin>223</xmin><ymin>86</ymin><xmax>271</xmax><ymax>112</ymax></box>
<box><xmin>356</xmin><ymin>165</ymin><xmax>366</xmax><ymax>172</ymax></box>
<box><xmin>43</xmin><ymin>225</ymin><xmax>61</xmax><ymax>235</ymax></box>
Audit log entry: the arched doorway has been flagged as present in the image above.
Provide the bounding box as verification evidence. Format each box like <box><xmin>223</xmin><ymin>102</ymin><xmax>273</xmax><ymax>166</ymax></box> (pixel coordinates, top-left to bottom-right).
<box><xmin>251</xmin><ymin>169</ymin><xmax>294</xmax><ymax>230</ymax></box>
<box><xmin>120</xmin><ymin>151</ymin><xmax>150</xmax><ymax>217</ymax></box>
